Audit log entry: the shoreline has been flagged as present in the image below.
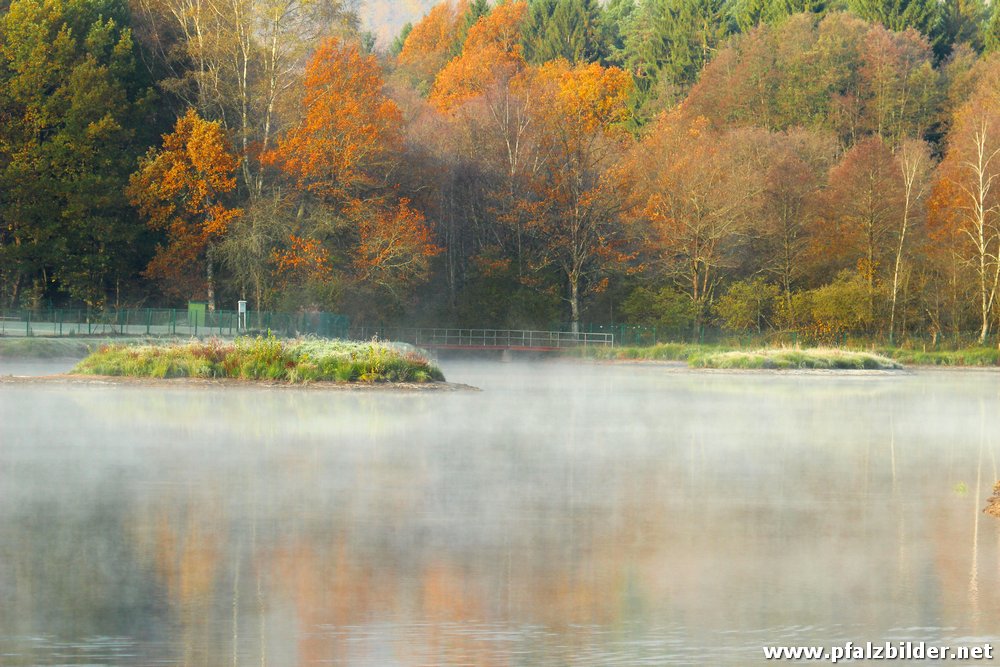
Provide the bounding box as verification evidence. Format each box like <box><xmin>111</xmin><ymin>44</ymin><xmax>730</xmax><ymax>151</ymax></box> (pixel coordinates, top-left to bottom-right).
<box><xmin>574</xmin><ymin>356</ymin><xmax>1000</xmax><ymax>372</ymax></box>
<box><xmin>0</xmin><ymin>374</ymin><xmax>479</xmax><ymax>392</ymax></box>
<box><xmin>560</xmin><ymin>358</ymin><xmax>909</xmax><ymax>375</ymax></box>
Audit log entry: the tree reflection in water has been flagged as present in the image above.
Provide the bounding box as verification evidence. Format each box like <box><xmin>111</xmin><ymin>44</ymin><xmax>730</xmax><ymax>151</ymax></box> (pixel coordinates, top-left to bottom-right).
<box><xmin>1</xmin><ymin>362</ymin><xmax>999</xmax><ymax>665</ymax></box>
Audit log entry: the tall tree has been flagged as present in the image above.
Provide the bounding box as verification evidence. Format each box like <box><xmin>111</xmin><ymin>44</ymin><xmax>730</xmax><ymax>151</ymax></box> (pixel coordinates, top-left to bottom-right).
<box><xmin>820</xmin><ymin>136</ymin><xmax>904</xmax><ymax>329</ymax></box>
<box><xmin>622</xmin><ymin>0</ymin><xmax>731</xmax><ymax>94</ymax></box>
<box><xmin>0</xmin><ymin>0</ymin><xmax>153</xmax><ymax>307</ymax></box>
<box><xmin>268</xmin><ymin>38</ymin><xmax>439</xmax><ymax>303</ymax></box>
<box><xmin>129</xmin><ymin>0</ymin><xmax>358</xmax><ymax>199</ymax></box>
<box><xmin>518</xmin><ymin>59</ymin><xmax>633</xmax><ymax>330</ymax></box>
<box><xmin>929</xmin><ymin>57</ymin><xmax>1000</xmax><ymax>343</ymax></box>
<box><xmin>630</xmin><ymin>116</ymin><xmax>769</xmax><ymax>327</ymax></box>
<box><xmin>600</xmin><ymin>0</ymin><xmax>636</xmax><ymax>64</ymax></box>
<box><xmin>984</xmin><ymin>3</ymin><xmax>1000</xmax><ymax>53</ymax></box>
<box><xmin>888</xmin><ymin>138</ymin><xmax>932</xmax><ymax>340</ymax></box>
<box><xmin>266</xmin><ymin>38</ymin><xmax>401</xmax><ymax>201</ymax></box>
<box><xmin>939</xmin><ymin>0</ymin><xmax>987</xmax><ymax>53</ymax></box>
<box><xmin>848</xmin><ymin>0</ymin><xmax>943</xmax><ymax>54</ymax></box>
<box><xmin>521</xmin><ymin>0</ymin><xmax>606</xmax><ymax>64</ymax></box>
<box><xmin>858</xmin><ymin>25</ymin><xmax>939</xmax><ymax>144</ymax></box>
<box><xmin>128</xmin><ymin>109</ymin><xmax>242</xmax><ymax>310</ymax></box>
<box><xmin>451</xmin><ymin>0</ymin><xmax>491</xmax><ymax>54</ymax></box>
<box><xmin>430</xmin><ymin>0</ymin><xmax>529</xmax><ymax>111</ymax></box>
<box><xmin>757</xmin><ymin>129</ymin><xmax>837</xmax><ymax>323</ymax></box>
<box><xmin>729</xmin><ymin>0</ymin><xmax>827</xmax><ymax>32</ymax></box>
<box><xmin>397</xmin><ymin>0</ymin><xmax>468</xmax><ymax>93</ymax></box>
<box><xmin>685</xmin><ymin>13</ymin><xmax>943</xmax><ymax>145</ymax></box>
<box><xmin>390</xmin><ymin>22</ymin><xmax>413</xmax><ymax>56</ymax></box>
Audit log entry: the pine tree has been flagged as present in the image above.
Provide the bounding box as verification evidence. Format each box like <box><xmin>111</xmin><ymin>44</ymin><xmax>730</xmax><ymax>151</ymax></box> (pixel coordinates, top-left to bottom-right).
<box><xmin>939</xmin><ymin>0</ymin><xmax>987</xmax><ymax>52</ymax></box>
<box><xmin>622</xmin><ymin>0</ymin><xmax>731</xmax><ymax>100</ymax></box>
<box><xmin>729</xmin><ymin>0</ymin><xmax>827</xmax><ymax>32</ymax></box>
<box><xmin>523</xmin><ymin>0</ymin><xmax>558</xmax><ymax>61</ymax></box>
<box><xmin>848</xmin><ymin>0</ymin><xmax>944</xmax><ymax>54</ymax></box>
<box><xmin>601</xmin><ymin>0</ymin><xmax>637</xmax><ymax>64</ymax></box>
<box><xmin>391</xmin><ymin>23</ymin><xmax>413</xmax><ymax>56</ymax></box>
<box><xmin>522</xmin><ymin>0</ymin><xmax>606</xmax><ymax>64</ymax></box>
<box><xmin>987</xmin><ymin>3</ymin><xmax>1000</xmax><ymax>52</ymax></box>
<box><xmin>451</xmin><ymin>0</ymin><xmax>491</xmax><ymax>55</ymax></box>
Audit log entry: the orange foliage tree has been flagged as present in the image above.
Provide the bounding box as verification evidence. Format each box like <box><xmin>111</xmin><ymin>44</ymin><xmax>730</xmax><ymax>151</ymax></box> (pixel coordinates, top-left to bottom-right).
<box><xmin>128</xmin><ymin>109</ymin><xmax>242</xmax><ymax>309</ymax></box>
<box><xmin>630</xmin><ymin>114</ymin><xmax>770</xmax><ymax>326</ymax></box>
<box><xmin>267</xmin><ymin>37</ymin><xmax>402</xmax><ymax>201</ymax></box>
<box><xmin>353</xmin><ymin>199</ymin><xmax>442</xmax><ymax>296</ymax></box>
<box><xmin>929</xmin><ymin>57</ymin><xmax>1000</xmax><ymax>343</ymax></box>
<box><xmin>397</xmin><ymin>0</ymin><xmax>469</xmax><ymax>91</ymax></box>
<box><xmin>518</xmin><ymin>59</ymin><xmax>634</xmax><ymax>331</ymax></box>
<box><xmin>272</xmin><ymin>235</ymin><xmax>332</xmax><ymax>287</ymax></box>
<box><xmin>429</xmin><ymin>0</ymin><xmax>528</xmax><ymax>112</ymax></box>
<box><xmin>267</xmin><ymin>38</ymin><xmax>439</xmax><ymax>299</ymax></box>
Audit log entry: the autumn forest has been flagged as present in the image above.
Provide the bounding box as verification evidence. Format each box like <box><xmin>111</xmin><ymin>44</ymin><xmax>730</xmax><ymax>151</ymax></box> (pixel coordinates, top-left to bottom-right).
<box><xmin>3</xmin><ymin>0</ymin><xmax>1000</xmax><ymax>341</ymax></box>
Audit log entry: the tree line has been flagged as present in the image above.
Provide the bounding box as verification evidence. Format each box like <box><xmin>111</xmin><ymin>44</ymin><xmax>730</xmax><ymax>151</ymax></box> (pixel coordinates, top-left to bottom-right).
<box><xmin>2</xmin><ymin>0</ymin><xmax>1000</xmax><ymax>342</ymax></box>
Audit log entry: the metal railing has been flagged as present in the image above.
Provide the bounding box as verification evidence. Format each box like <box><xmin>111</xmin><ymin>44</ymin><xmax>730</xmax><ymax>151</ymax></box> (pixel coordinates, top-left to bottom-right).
<box><xmin>0</xmin><ymin>308</ymin><xmax>349</xmax><ymax>339</ymax></box>
<box><xmin>350</xmin><ymin>327</ymin><xmax>614</xmax><ymax>349</ymax></box>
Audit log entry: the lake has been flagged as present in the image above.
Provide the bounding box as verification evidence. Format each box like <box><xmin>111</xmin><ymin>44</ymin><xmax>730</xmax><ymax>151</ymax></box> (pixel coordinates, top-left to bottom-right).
<box><xmin>1</xmin><ymin>360</ymin><xmax>998</xmax><ymax>665</ymax></box>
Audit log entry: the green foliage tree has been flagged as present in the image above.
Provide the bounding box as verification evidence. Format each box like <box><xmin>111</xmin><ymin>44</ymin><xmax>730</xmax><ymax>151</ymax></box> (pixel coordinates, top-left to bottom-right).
<box><xmin>806</xmin><ymin>270</ymin><xmax>879</xmax><ymax>334</ymax></box>
<box><xmin>391</xmin><ymin>22</ymin><xmax>413</xmax><ymax>56</ymax></box>
<box><xmin>452</xmin><ymin>0</ymin><xmax>492</xmax><ymax>55</ymax></box>
<box><xmin>0</xmin><ymin>0</ymin><xmax>154</xmax><ymax>308</ymax></box>
<box><xmin>848</xmin><ymin>0</ymin><xmax>944</xmax><ymax>54</ymax></box>
<box><xmin>619</xmin><ymin>0</ymin><xmax>732</xmax><ymax>125</ymax></box>
<box><xmin>983</xmin><ymin>3</ymin><xmax>1000</xmax><ymax>52</ymax></box>
<box><xmin>360</xmin><ymin>30</ymin><xmax>377</xmax><ymax>54</ymax></box>
<box><xmin>729</xmin><ymin>0</ymin><xmax>827</xmax><ymax>32</ymax></box>
<box><xmin>621</xmin><ymin>286</ymin><xmax>699</xmax><ymax>330</ymax></box>
<box><xmin>715</xmin><ymin>278</ymin><xmax>781</xmax><ymax>333</ymax></box>
<box><xmin>939</xmin><ymin>0</ymin><xmax>987</xmax><ymax>53</ymax></box>
<box><xmin>522</xmin><ymin>0</ymin><xmax>606</xmax><ymax>64</ymax></box>
<box><xmin>600</xmin><ymin>0</ymin><xmax>636</xmax><ymax>63</ymax></box>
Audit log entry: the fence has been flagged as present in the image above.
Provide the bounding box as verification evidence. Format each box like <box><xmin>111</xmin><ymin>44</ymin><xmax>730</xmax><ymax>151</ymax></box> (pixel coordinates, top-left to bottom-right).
<box><xmin>6</xmin><ymin>307</ymin><xmax>998</xmax><ymax>351</ymax></box>
<box><xmin>0</xmin><ymin>308</ymin><xmax>350</xmax><ymax>339</ymax></box>
<box><xmin>348</xmin><ymin>326</ymin><xmax>614</xmax><ymax>349</ymax></box>
<box><xmin>575</xmin><ymin>322</ymin><xmax>1000</xmax><ymax>350</ymax></box>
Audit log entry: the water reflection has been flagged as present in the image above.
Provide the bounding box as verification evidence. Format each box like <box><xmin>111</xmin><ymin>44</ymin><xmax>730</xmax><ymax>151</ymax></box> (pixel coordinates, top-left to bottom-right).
<box><xmin>1</xmin><ymin>362</ymin><xmax>999</xmax><ymax>665</ymax></box>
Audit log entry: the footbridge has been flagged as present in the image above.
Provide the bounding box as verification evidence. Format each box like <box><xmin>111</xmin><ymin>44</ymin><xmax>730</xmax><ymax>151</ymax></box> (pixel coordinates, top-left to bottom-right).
<box><xmin>350</xmin><ymin>327</ymin><xmax>614</xmax><ymax>352</ymax></box>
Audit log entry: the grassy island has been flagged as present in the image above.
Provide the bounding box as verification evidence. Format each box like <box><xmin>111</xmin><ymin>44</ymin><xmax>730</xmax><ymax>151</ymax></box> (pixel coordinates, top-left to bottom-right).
<box><xmin>577</xmin><ymin>343</ymin><xmax>901</xmax><ymax>369</ymax></box>
<box><xmin>71</xmin><ymin>337</ymin><xmax>445</xmax><ymax>383</ymax></box>
<box><xmin>687</xmin><ymin>348</ymin><xmax>900</xmax><ymax>370</ymax></box>
<box><xmin>578</xmin><ymin>341</ymin><xmax>1000</xmax><ymax>369</ymax></box>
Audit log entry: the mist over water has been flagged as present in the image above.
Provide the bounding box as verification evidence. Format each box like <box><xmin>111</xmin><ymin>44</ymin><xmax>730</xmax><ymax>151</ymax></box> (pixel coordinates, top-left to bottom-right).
<box><xmin>1</xmin><ymin>360</ymin><xmax>999</xmax><ymax>665</ymax></box>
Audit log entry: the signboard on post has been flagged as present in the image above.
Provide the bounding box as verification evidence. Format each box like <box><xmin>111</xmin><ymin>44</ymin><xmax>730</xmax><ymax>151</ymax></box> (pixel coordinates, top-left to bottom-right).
<box><xmin>238</xmin><ymin>300</ymin><xmax>247</xmax><ymax>332</ymax></box>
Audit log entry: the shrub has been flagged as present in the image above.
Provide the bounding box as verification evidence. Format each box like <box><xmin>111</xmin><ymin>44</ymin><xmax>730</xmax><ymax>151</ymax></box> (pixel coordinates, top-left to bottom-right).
<box><xmin>714</xmin><ymin>278</ymin><xmax>780</xmax><ymax>333</ymax></box>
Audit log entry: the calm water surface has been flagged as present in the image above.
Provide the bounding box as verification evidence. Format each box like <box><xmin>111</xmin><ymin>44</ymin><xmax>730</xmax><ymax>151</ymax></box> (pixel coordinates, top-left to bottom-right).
<box><xmin>1</xmin><ymin>360</ymin><xmax>999</xmax><ymax>665</ymax></box>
